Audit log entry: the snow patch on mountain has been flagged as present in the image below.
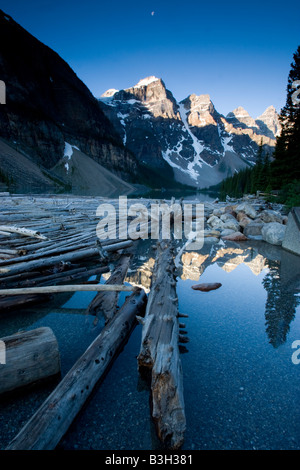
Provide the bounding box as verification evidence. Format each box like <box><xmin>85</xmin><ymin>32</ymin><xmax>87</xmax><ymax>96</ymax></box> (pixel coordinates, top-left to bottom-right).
<box><xmin>134</xmin><ymin>76</ymin><xmax>159</xmax><ymax>88</ymax></box>
<box><xmin>63</xmin><ymin>142</ymin><xmax>80</xmax><ymax>173</ymax></box>
<box><xmin>178</xmin><ymin>103</ymin><xmax>207</xmax><ymax>176</ymax></box>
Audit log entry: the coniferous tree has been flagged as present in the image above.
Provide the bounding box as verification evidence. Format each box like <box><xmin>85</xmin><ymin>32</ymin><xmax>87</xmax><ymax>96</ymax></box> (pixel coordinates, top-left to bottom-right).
<box><xmin>261</xmin><ymin>153</ymin><xmax>271</xmax><ymax>190</ymax></box>
<box><xmin>272</xmin><ymin>46</ymin><xmax>300</xmax><ymax>187</ymax></box>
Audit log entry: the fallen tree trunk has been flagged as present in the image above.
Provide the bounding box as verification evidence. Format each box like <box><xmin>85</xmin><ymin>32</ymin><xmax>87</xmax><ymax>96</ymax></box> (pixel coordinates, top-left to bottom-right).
<box><xmin>86</xmin><ymin>254</ymin><xmax>131</xmax><ymax>320</ymax></box>
<box><xmin>0</xmin><ymin>327</ymin><xmax>60</xmax><ymax>396</ymax></box>
<box><xmin>0</xmin><ymin>284</ymin><xmax>135</xmax><ymax>296</ymax></box>
<box><xmin>0</xmin><ymin>247</ymin><xmax>101</xmax><ymax>276</ymax></box>
<box><xmin>38</xmin><ymin>265</ymin><xmax>109</xmax><ymax>286</ymax></box>
<box><xmin>137</xmin><ymin>240</ymin><xmax>186</xmax><ymax>450</ymax></box>
<box><xmin>0</xmin><ymin>241</ymin><xmax>93</xmax><ymax>267</ymax></box>
<box><xmin>105</xmin><ymin>240</ymin><xmax>134</xmax><ymax>252</ymax></box>
<box><xmin>0</xmin><ymin>294</ymin><xmax>50</xmax><ymax>311</ymax></box>
<box><xmin>0</xmin><ymin>225</ymin><xmax>47</xmax><ymax>240</ymax></box>
<box><xmin>6</xmin><ymin>288</ymin><xmax>147</xmax><ymax>450</ymax></box>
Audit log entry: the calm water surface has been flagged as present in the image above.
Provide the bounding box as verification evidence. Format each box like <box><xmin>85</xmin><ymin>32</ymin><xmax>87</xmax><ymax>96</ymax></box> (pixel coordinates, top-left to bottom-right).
<box><xmin>0</xmin><ymin>238</ymin><xmax>300</xmax><ymax>450</ymax></box>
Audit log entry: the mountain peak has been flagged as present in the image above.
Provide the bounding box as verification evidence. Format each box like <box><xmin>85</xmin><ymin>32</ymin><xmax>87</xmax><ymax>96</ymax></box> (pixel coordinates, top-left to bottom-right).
<box><xmin>257</xmin><ymin>105</ymin><xmax>277</xmax><ymax>118</ymax></box>
<box><xmin>226</xmin><ymin>106</ymin><xmax>258</xmax><ymax>129</ymax></box>
<box><xmin>133</xmin><ymin>76</ymin><xmax>160</xmax><ymax>88</ymax></box>
<box><xmin>101</xmin><ymin>88</ymin><xmax>119</xmax><ymax>98</ymax></box>
<box><xmin>181</xmin><ymin>93</ymin><xmax>213</xmax><ymax>110</ymax></box>
<box><xmin>256</xmin><ymin>105</ymin><xmax>281</xmax><ymax>138</ymax></box>
<box><xmin>228</xmin><ymin>106</ymin><xmax>251</xmax><ymax>119</ymax></box>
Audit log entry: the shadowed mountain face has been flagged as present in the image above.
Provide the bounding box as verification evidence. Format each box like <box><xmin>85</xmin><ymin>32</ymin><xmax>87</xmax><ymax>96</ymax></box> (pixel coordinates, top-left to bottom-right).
<box><xmin>99</xmin><ymin>77</ymin><xmax>281</xmax><ymax>188</ymax></box>
<box><xmin>0</xmin><ymin>10</ymin><xmax>281</xmax><ymax>192</ymax></box>
<box><xmin>0</xmin><ymin>9</ymin><xmax>138</xmax><ymax>188</ymax></box>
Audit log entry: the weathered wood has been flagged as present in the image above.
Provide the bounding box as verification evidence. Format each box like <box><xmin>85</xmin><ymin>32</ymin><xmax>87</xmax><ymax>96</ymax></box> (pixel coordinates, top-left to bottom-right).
<box><xmin>0</xmin><ymin>253</ymin><xmax>14</xmax><ymax>260</ymax></box>
<box><xmin>0</xmin><ymin>248</ymin><xmax>23</xmax><ymax>255</ymax></box>
<box><xmin>37</xmin><ymin>265</ymin><xmax>109</xmax><ymax>286</ymax></box>
<box><xmin>105</xmin><ymin>240</ymin><xmax>134</xmax><ymax>252</ymax></box>
<box><xmin>6</xmin><ymin>288</ymin><xmax>147</xmax><ymax>450</ymax></box>
<box><xmin>86</xmin><ymin>254</ymin><xmax>131</xmax><ymax>320</ymax></box>
<box><xmin>0</xmin><ymin>225</ymin><xmax>48</xmax><ymax>240</ymax></box>
<box><xmin>0</xmin><ymin>284</ymin><xmax>135</xmax><ymax>296</ymax></box>
<box><xmin>0</xmin><ymin>242</ymin><xmax>93</xmax><ymax>267</ymax></box>
<box><xmin>0</xmin><ymin>327</ymin><xmax>60</xmax><ymax>395</ymax></box>
<box><xmin>0</xmin><ymin>294</ymin><xmax>50</xmax><ymax>311</ymax></box>
<box><xmin>137</xmin><ymin>241</ymin><xmax>186</xmax><ymax>450</ymax></box>
<box><xmin>0</xmin><ymin>247</ymin><xmax>100</xmax><ymax>275</ymax></box>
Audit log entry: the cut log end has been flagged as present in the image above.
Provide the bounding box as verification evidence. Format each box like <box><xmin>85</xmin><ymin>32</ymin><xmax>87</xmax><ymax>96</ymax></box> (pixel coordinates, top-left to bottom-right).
<box><xmin>0</xmin><ymin>327</ymin><xmax>60</xmax><ymax>396</ymax></box>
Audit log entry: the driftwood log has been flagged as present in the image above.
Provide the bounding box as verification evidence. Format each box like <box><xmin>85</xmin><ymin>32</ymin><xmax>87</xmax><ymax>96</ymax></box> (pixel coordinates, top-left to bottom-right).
<box><xmin>137</xmin><ymin>240</ymin><xmax>186</xmax><ymax>450</ymax></box>
<box><xmin>0</xmin><ymin>225</ymin><xmax>48</xmax><ymax>240</ymax></box>
<box><xmin>6</xmin><ymin>288</ymin><xmax>147</xmax><ymax>450</ymax></box>
<box><xmin>86</xmin><ymin>254</ymin><xmax>131</xmax><ymax>320</ymax></box>
<box><xmin>0</xmin><ymin>284</ymin><xmax>135</xmax><ymax>296</ymax></box>
<box><xmin>0</xmin><ymin>327</ymin><xmax>60</xmax><ymax>396</ymax></box>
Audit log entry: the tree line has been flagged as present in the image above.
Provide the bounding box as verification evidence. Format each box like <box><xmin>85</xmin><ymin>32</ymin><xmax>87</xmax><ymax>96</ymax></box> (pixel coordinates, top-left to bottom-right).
<box><xmin>218</xmin><ymin>45</ymin><xmax>300</xmax><ymax>209</ymax></box>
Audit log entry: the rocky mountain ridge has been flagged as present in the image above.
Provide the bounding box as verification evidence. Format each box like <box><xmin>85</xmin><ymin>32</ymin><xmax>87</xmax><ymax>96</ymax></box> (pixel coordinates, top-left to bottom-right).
<box><xmin>0</xmin><ymin>9</ymin><xmax>138</xmax><ymax>193</ymax></box>
<box><xmin>99</xmin><ymin>76</ymin><xmax>281</xmax><ymax>188</ymax></box>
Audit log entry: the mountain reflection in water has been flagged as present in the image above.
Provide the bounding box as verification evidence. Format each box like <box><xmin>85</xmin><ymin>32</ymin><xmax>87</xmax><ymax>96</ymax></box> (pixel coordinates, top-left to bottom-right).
<box><xmin>126</xmin><ymin>239</ymin><xmax>300</xmax><ymax>350</ymax></box>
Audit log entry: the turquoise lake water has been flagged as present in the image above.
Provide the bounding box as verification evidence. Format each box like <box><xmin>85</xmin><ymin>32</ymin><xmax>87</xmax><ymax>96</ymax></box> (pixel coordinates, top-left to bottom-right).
<box><xmin>0</xmin><ymin>238</ymin><xmax>299</xmax><ymax>450</ymax></box>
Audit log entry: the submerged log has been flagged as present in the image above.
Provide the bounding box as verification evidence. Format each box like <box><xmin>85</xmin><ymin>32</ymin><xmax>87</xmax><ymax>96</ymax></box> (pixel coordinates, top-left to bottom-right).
<box><xmin>0</xmin><ymin>327</ymin><xmax>60</xmax><ymax>396</ymax></box>
<box><xmin>0</xmin><ymin>294</ymin><xmax>50</xmax><ymax>311</ymax></box>
<box><xmin>6</xmin><ymin>288</ymin><xmax>147</xmax><ymax>450</ymax></box>
<box><xmin>86</xmin><ymin>254</ymin><xmax>131</xmax><ymax>320</ymax></box>
<box><xmin>137</xmin><ymin>240</ymin><xmax>186</xmax><ymax>450</ymax></box>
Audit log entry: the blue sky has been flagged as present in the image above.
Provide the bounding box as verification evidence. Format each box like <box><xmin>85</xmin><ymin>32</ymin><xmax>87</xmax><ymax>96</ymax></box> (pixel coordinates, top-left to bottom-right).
<box><xmin>2</xmin><ymin>0</ymin><xmax>299</xmax><ymax>117</ymax></box>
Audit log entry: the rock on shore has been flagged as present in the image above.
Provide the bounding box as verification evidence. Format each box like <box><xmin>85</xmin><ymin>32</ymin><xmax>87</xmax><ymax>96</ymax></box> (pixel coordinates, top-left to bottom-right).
<box><xmin>204</xmin><ymin>195</ymin><xmax>288</xmax><ymax>247</ymax></box>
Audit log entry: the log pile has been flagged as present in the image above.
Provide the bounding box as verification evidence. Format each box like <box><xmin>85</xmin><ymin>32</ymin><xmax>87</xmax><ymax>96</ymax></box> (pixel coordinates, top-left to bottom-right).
<box><xmin>1</xmin><ymin>194</ymin><xmax>190</xmax><ymax>451</ymax></box>
<box><xmin>0</xmin><ymin>194</ymin><xmax>143</xmax><ymax>311</ymax></box>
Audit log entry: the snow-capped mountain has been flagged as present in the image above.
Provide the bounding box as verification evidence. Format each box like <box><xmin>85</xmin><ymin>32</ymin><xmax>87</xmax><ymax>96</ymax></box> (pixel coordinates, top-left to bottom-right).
<box><xmin>99</xmin><ymin>76</ymin><xmax>280</xmax><ymax>188</ymax></box>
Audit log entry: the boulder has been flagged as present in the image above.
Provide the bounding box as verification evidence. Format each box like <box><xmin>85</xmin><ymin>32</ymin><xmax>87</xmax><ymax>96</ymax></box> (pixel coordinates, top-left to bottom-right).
<box><xmin>220</xmin><ymin>213</ymin><xmax>240</xmax><ymax>230</ymax></box>
<box><xmin>262</xmin><ymin>222</ymin><xmax>287</xmax><ymax>246</ymax></box>
<box><xmin>222</xmin><ymin>231</ymin><xmax>248</xmax><ymax>241</ymax></box>
<box><xmin>282</xmin><ymin>209</ymin><xmax>300</xmax><ymax>255</ymax></box>
<box><xmin>244</xmin><ymin>220</ymin><xmax>265</xmax><ymax>239</ymax></box>
<box><xmin>282</xmin><ymin>216</ymin><xmax>289</xmax><ymax>225</ymax></box>
<box><xmin>213</xmin><ymin>207</ymin><xmax>225</xmax><ymax>217</ymax></box>
<box><xmin>191</xmin><ymin>282</ymin><xmax>222</xmax><ymax>292</ymax></box>
<box><xmin>238</xmin><ymin>215</ymin><xmax>252</xmax><ymax>229</ymax></box>
<box><xmin>220</xmin><ymin>213</ymin><xmax>236</xmax><ymax>222</ymax></box>
<box><xmin>220</xmin><ymin>229</ymin><xmax>235</xmax><ymax>237</ymax></box>
<box><xmin>204</xmin><ymin>229</ymin><xmax>221</xmax><ymax>238</ymax></box>
<box><xmin>221</xmin><ymin>215</ymin><xmax>241</xmax><ymax>232</ymax></box>
<box><xmin>223</xmin><ymin>220</ymin><xmax>240</xmax><ymax>231</ymax></box>
<box><xmin>204</xmin><ymin>236</ymin><xmax>219</xmax><ymax>244</ymax></box>
<box><xmin>235</xmin><ymin>202</ymin><xmax>257</xmax><ymax>219</ymax></box>
<box><xmin>224</xmin><ymin>206</ymin><xmax>237</xmax><ymax>218</ymax></box>
<box><xmin>259</xmin><ymin>210</ymin><xmax>283</xmax><ymax>224</ymax></box>
<box><xmin>236</xmin><ymin>211</ymin><xmax>245</xmax><ymax>222</ymax></box>
<box><xmin>207</xmin><ymin>215</ymin><xmax>224</xmax><ymax>230</ymax></box>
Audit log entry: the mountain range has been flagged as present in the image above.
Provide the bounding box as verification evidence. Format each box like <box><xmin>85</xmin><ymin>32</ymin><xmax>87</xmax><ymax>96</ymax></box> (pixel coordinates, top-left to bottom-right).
<box><xmin>99</xmin><ymin>77</ymin><xmax>281</xmax><ymax>188</ymax></box>
<box><xmin>0</xmin><ymin>10</ymin><xmax>281</xmax><ymax>194</ymax></box>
